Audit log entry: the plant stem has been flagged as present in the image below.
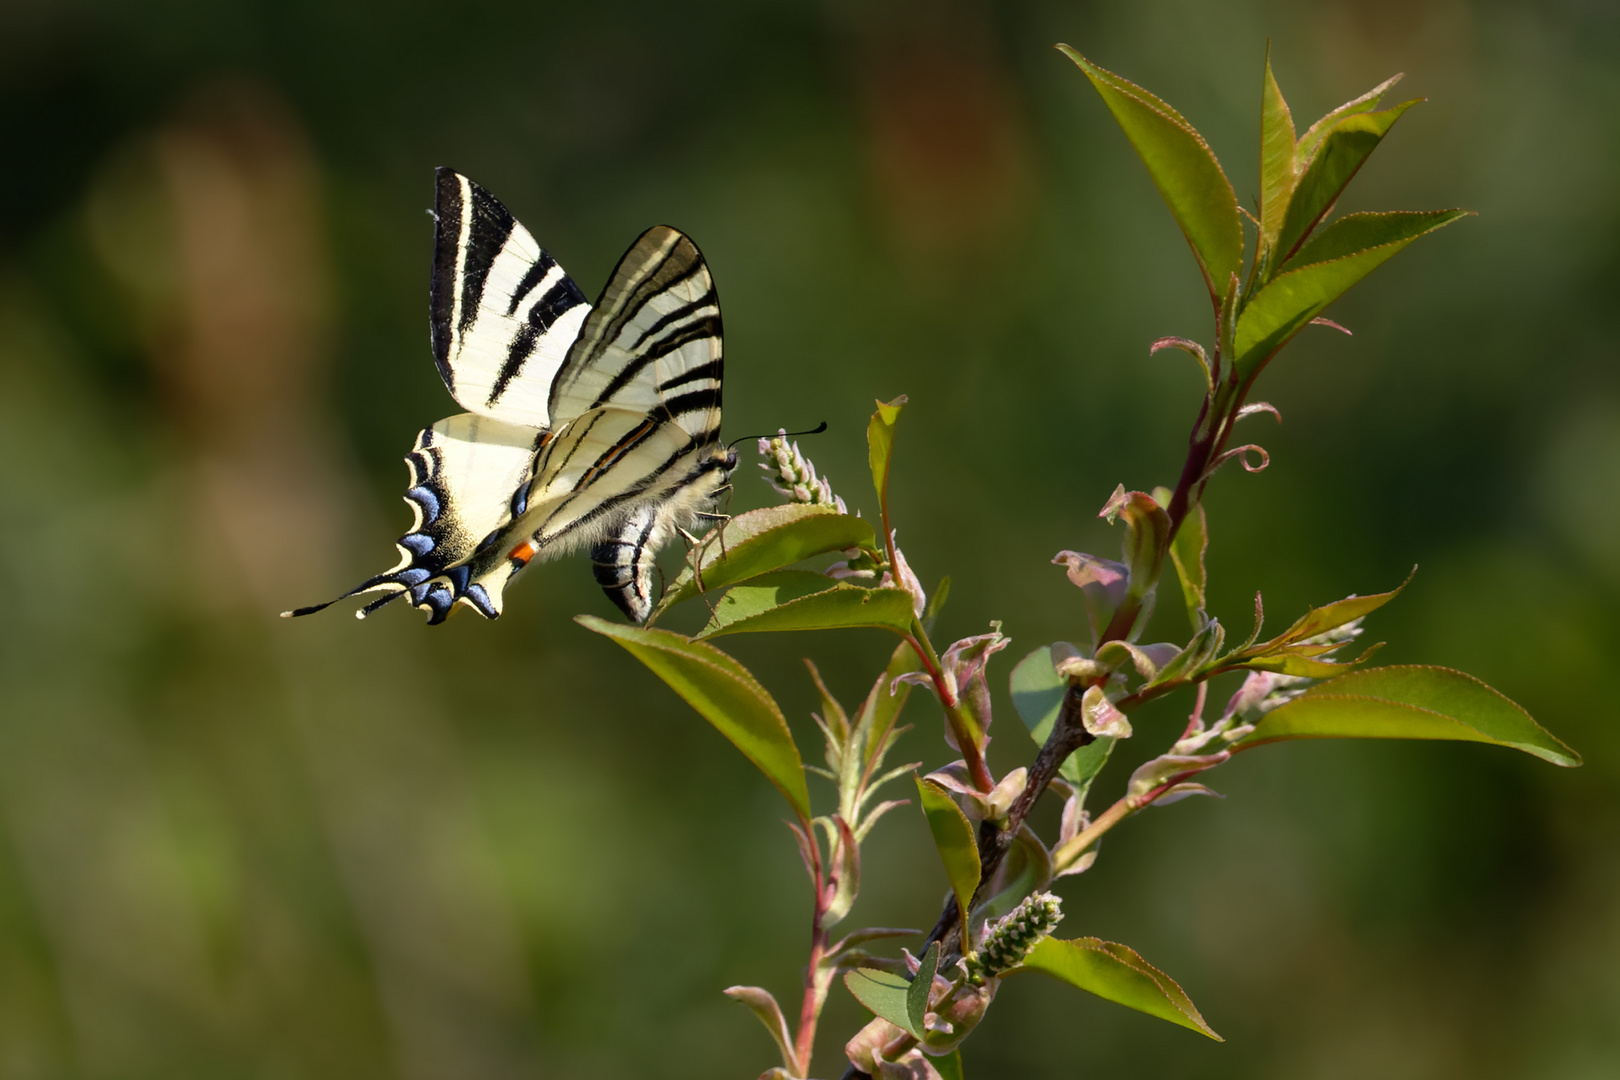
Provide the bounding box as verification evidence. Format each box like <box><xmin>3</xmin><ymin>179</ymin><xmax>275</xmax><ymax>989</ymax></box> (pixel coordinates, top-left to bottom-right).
<box><xmin>1051</xmin><ymin>767</ymin><xmax>1211</xmax><ymax>870</ymax></box>
<box><xmin>839</xmin><ymin>357</ymin><xmax>1255</xmax><ymax>1079</ymax></box>
<box><xmin>906</xmin><ymin>624</ymin><xmax>995</xmax><ymax>793</ymax></box>
<box><xmin>793</xmin><ymin>924</ymin><xmax>832</xmax><ymax>1076</ymax></box>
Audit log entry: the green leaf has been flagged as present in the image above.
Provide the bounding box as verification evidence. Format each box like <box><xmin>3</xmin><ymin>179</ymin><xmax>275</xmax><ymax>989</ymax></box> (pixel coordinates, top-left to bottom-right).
<box><xmin>1233</xmin><ymin>211</ymin><xmax>1468</xmax><ymax>379</ymax></box>
<box><xmin>1273</xmin><ymin>100</ymin><xmax>1419</xmax><ymax>266</ymax></box>
<box><xmin>843</xmin><ymin>967</ymin><xmax>920</xmax><ymax>1038</ymax></box>
<box><xmin>932</xmin><ymin>1049</ymin><xmax>966</xmax><ymax>1080</ymax></box>
<box><xmin>1063</xmin><ymin>736</ymin><xmax>1117</xmax><ymax>805</ymax></box>
<box><xmin>701</xmin><ymin>570</ymin><xmax>838</xmax><ymax>630</ymax></box>
<box><xmin>923</xmin><ymin>574</ymin><xmax>951</xmax><ymax>633</ymax></box>
<box><xmin>1236</xmin><ymin>568</ymin><xmax>1412</xmax><ymax>659</ymax></box>
<box><xmin>577</xmin><ymin>616</ymin><xmax>813</xmax><ymax>822</ymax></box>
<box><xmin>1010</xmin><ymin>645</ymin><xmax>1065</xmax><ymax>742</ymax></box>
<box><xmin>1295</xmin><ymin>72</ymin><xmax>1404</xmax><ymax>167</ymax></box>
<box><xmin>1015</xmin><ymin>936</ymin><xmax>1222</xmax><ymax>1040</ymax></box>
<box><xmin>1287</xmin><ymin>209</ymin><xmax>1474</xmax><ymax>271</ymax></box>
<box><xmin>649</xmin><ymin>504</ymin><xmax>876</xmax><ymax>621</ymax></box>
<box><xmin>976</xmin><ymin>824</ymin><xmax>1053</xmax><ymax>924</ymax></box>
<box><xmin>1168</xmin><ymin>500</ymin><xmax>1208</xmax><ymax>631</ymax></box>
<box><xmin>1259</xmin><ymin>47</ymin><xmax>1297</xmax><ymax>252</ymax></box>
<box><xmin>856</xmin><ymin>641</ymin><xmax>925</xmax><ymax>773</ymax></box>
<box><xmin>842</xmin><ymin>940</ymin><xmax>937</xmax><ymax>1042</ymax></box>
<box><xmin>868</xmin><ymin>395</ymin><xmax>908</xmax><ymax>511</ymax></box>
<box><xmin>908</xmin><ymin>941</ymin><xmax>940</xmax><ymax>1036</ymax></box>
<box><xmin>1058</xmin><ymin>44</ymin><xmax>1242</xmax><ymax>306</ymax></box>
<box><xmin>1233</xmin><ymin>641</ymin><xmax>1381</xmax><ymax>678</ymax></box>
<box><xmin>1009</xmin><ymin>645</ymin><xmax>1117</xmax><ymax>790</ymax></box>
<box><xmin>1235</xmin><ymin>665</ymin><xmax>1580</xmax><ymax>767</ymax></box>
<box><xmin>699</xmin><ymin>581</ymin><xmax>918</xmax><ymax>639</ymax></box>
<box><xmin>916</xmin><ymin>776</ymin><xmax>981</xmax><ymax>923</ymax></box>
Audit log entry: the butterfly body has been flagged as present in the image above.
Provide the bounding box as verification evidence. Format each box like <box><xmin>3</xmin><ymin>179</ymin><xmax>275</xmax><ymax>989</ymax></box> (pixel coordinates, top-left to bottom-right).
<box><xmin>287</xmin><ymin>169</ymin><xmax>731</xmax><ymax>624</ymax></box>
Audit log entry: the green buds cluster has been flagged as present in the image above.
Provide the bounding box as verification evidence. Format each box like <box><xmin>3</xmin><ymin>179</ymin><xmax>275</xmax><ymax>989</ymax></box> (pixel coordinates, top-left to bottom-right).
<box><xmin>758</xmin><ymin>430</ymin><xmax>847</xmax><ymax>514</ymax></box>
<box><xmin>967</xmin><ymin>891</ymin><xmax>1063</xmax><ymax>983</ymax></box>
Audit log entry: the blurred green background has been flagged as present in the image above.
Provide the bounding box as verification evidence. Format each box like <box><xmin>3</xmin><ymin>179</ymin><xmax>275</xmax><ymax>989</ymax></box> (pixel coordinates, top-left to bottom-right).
<box><xmin>1</xmin><ymin>0</ymin><xmax>1616</xmax><ymax>1076</ymax></box>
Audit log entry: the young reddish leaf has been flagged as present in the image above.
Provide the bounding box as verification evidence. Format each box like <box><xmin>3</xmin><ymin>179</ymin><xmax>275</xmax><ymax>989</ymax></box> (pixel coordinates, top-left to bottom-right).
<box><xmin>651</xmin><ymin>504</ymin><xmax>876</xmax><ymax>620</ymax></box>
<box><xmin>1259</xmin><ymin>47</ymin><xmax>1297</xmax><ymax>252</ymax></box>
<box><xmin>577</xmin><ymin>616</ymin><xmax>812</xmax><ymax>822</ymax></box>
<box><xmin>1013</xmin><ymin>936</ymin><xmax>1222</xmax><ymax>1040</ymax></box>
<box><xmin>1273</xmin><ymin>101</ymin><xmax>1420</xmax><ymax>266</ymax></box>
<box><xmin>699</xmin><ymin>582</ymin><xmax>917</xmax><ymax>639</ymax></box>
<box><xmin>1235</xmin><ymin>665</ymin><xmax>1580</xmax><ymax>766</ymax></box>
<box><xmin>916</xmin><ymin>776</ymin><xmax>982</xmax><ymax>927</ymax></box>
<box><xmin>1233</xmin><ymin>211</ymin><xmax>1469</xmax><ymax>378</ymax></box>
<box><xmin>1058</xmin><ymin>44</ymin><xmax>1242</xmax><ymax>307</ymax></box>
<box><xmin>722</xmin><ymin>986</ymin><xmax>798</xmax><ymax>1074</ymax></box>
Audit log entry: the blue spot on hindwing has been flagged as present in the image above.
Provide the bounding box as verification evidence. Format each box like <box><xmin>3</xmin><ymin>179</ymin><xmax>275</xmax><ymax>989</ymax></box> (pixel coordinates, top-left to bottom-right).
<box><xmin>407</xmin><ymin>486</ymin><xmax>441</xmax><ymax>524</ymax></box>
<box><xmin>423</xmin><ymin>584</ymin><xmax>453</xmax><ymax>624</ymax></box>
<box><xmin>465</xmin><ymin>584</ymin><xmax>497</xmax><ymax>618</ymax></box>
<box><xmin>400</xmin><ymin>533</ymin><xmax>435</xmax><ymax>557</ymax></box>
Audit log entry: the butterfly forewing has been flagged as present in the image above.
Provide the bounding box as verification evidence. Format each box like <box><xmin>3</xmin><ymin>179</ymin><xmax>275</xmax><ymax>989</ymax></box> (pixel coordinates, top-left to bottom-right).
<box><xmin>430</xmin><ymin>168</ymin><xmax>589</xmax><ymax>429</ymax></box>
<box><xmin>549</xmin><ymin>226</ymin><xmax>724</xmax><ymax>443</ymax></box>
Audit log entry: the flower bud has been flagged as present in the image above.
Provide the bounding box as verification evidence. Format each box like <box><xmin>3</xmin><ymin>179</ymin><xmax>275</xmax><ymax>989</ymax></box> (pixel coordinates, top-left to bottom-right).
<box><xmin>758</xmin><ymin>430</ymin><xmax>847</xmax><ymax>513</ymax></box>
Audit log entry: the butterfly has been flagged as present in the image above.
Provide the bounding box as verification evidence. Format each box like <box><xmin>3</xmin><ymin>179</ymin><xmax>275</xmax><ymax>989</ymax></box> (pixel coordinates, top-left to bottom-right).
<box><xmin>286</xmin><ymin>168</ymin><xmax>736</xmax><ymax>625</ymax></box>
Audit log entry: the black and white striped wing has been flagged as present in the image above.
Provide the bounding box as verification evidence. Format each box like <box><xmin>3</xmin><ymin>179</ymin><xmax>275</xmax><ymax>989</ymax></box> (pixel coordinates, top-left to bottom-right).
<box><xmin>431</xmin><ymin>168</ymin><xmax>589</xmax><ymax>429</ymax></box>
<box><xmin>284</xmin><ymin>413</ymin><xmax>543</xmax><ymax>620</ymax></box>
<box><xmin>400</xmin><ymin>408</ymin><xmax>735</xmax><ymax>624</ymax></box>
<box><xmin>548</xmin><ymin>226</ymin><xmax>723</xmax><ymax>443</ymax></box>
<box><xmin>591</xmin><ymin>505</ymin><xmax>667</xmax><ymax>623</ymax></box>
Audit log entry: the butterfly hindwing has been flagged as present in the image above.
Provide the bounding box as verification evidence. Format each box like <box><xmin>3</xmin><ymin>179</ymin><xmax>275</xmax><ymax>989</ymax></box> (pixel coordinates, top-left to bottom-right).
<box><xmin>430</xmin><ymin>168</ymin><xmax>590</xmax><ymax>429</ymax></box>
<box><xmin>407</xmin><ymin>408</ymin><xmax>735</xmax><ymax>623</ymax></box>
<box><xmin>591</xmin><ymin>504</ymin><xmax>664</xmax><ymax>623</ymax></box>
<box><xmin>286</xmin><ymin>412</ymin><xmax>543</xmax><ymax>619</ymax></box>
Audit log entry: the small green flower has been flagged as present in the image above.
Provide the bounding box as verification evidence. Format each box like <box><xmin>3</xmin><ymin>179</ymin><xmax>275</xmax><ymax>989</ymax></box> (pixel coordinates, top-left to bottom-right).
<box><xmin>966</xmin><ymin>891</ymin><xmax>1063</xmax><ymax>983</ymax></box>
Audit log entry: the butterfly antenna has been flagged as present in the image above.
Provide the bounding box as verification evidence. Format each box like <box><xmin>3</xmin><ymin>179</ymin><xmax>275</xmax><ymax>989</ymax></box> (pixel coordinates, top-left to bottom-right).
<box><xmin>728</xmin><ymin>420</ymin><xmax>827</xmax><ymax>451</ymax></box>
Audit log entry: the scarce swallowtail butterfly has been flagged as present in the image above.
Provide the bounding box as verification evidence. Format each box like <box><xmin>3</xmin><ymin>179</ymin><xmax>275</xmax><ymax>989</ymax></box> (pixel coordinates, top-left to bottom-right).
<box><xmin>285</xmin><ymin>168</ymin><xmax>736</xmax><ymax>625</ymax></box>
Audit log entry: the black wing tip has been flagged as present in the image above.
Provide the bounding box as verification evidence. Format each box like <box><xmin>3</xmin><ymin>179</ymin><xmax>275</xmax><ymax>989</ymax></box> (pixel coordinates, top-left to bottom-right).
<box><xmin>283</xmin><ymin>601</ymin><xmax>333</xmax><ymax>618</ymax></box>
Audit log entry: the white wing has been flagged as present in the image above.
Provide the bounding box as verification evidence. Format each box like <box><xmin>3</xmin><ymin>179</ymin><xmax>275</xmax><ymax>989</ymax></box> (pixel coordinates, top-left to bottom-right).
<box><xmin>388</xmin><ymin>408</ymin><xmax>734</xmax><ymax>623</ymax></box>
<box><xmin>287</xmin><ymin>195</ymin><xmax>735</xmax><ymax>626</ymax></box>
<box><xmin>430</xmin><ymin>168</ymin><xmax>589</xmax><ymax>429</ymax></box>
<box><xmin>284</xmin><ymin>412</ymin><xmax>542</xmax><ymax>619</ymax></box>
<box><xmin>549</xmin><ymin>226</ymin><xmax>723</xmax><ymax>444</ymax></box>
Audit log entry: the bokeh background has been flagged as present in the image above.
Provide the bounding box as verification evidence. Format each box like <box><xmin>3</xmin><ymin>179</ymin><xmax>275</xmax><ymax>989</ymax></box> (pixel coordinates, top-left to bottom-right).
<box><xmin>1</xmin><ymin>0</ymin><xmax>1616</xmax><ymax>1076</ymax></box>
